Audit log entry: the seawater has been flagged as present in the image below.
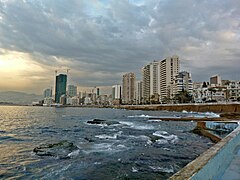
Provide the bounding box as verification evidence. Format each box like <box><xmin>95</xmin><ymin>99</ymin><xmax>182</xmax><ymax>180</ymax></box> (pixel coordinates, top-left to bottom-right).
<box><xmin>0</xmin><ymin>106</ymin><xmax>214</xmax><ymax>179</ymax></box>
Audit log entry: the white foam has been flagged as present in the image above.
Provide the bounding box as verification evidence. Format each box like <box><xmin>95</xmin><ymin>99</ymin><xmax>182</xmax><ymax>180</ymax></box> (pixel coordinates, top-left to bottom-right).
<box><xmin>153</xmin><ymin>131</ymin><xmax>178</xmax><ymax>144</ymax></box>
<box><xmin>67</xmin><ymin>149</ymin><xmax>80</xmax><ymax>158</ymax></box>
<box><xmin>132</xmin><ymin>167</ymin><xmax>138</xmax><ymax>173</ymax></box>
<box><xmin>120</xmin><ymin>121</ymin><xmax>155</xmax><ymax>130</ymax></box>
<box><xmin>95</xmin><ymin>131</ymin><xmax>122</xmax><ymax>140</ymax></box>
<box><xmin>148</xmin><ymin>119</ymin><xmax>162</xmax><ymax>122</ymax></box>
<box><xmin>147</xmin><ymin>140</ymin><xmax>153</xmax><ymax>145</ymax></box>
<box><xmin>116</xmin><ymin>144</ymin><xmax>126</xmax><ymax>148</ymax></box>
<box><xmin>149</xmin><ymin>166</ymin><xmax>174</xmax><ymax>173</ymax></box>
<box><xmin>128</xmin><ymin>114</ymin><xmax>152</xmax><ymax>118</ymax></box>
<box><xmin>92</xmin><ymin>143</ymin><xmax>113</xmax><ymax>152</ymax></box>
<box><xmin>128</xmin><ymin>135</ymin><xmax>150</xmax><ymax>140</ymax></box>
<box><xmin>119</xmin><ymin>121</ymin><xmax>134</xmax><ymax>126</ymax></box>
<box><xmin>183</xmin><ymin>111</ymin><xmax>220</xmax><ymax>118</ymax></box>
<box><xmin>84</xmin><ymin>142</ymin><xmax>128</xmax><ymax>154</ymax></box>
<box><xmin>95</xmin><ymin>134</ymin><xmax>117</xmax><ymax>139</ymax></box>
<box><xmin>84</xmin><ymin>122</ymin><xmax>108</xmax><ymax>127</ymax></box>
<box><xmin>156</xmin><ymin>139</ymin><xmax>169</xmax><ymax>144</ymax></box>
<box><xmin>163</xmin><ymin>148</ymin><xmax>171</xmax><ymax>151</ymax></box>
<box><xmin>131</xmin><ymin>125</ymin><xmax>155</xmax><ymax>130</ymax></box>
<box><xmin>153</xmin><ymin>131</ymin><xmax>168</xmax><ymax>136</ymax></box>
<box><xmin>205</xmin><ymin>112</ymin><xmax>220</xmax><ymax>118</ymax></box>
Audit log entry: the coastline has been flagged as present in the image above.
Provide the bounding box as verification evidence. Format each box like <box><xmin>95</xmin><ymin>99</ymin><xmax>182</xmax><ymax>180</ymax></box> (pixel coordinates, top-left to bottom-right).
<box><xmin>116</xmin><ymin>103</ymin><xmax>240</xmax><ymax>113</ymax></box>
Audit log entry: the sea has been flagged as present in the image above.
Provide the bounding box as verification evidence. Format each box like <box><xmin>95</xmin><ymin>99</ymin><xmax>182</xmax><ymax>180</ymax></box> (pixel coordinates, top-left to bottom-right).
<box><xmin>0</xmin><ymin>106</ymin><xmax>222</xmax><ymax>179</ymax></box>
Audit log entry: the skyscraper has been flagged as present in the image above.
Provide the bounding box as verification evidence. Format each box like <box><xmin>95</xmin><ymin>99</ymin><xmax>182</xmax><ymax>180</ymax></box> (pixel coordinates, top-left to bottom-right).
<box><xmin>142</xmin><ymin>64</ymin><xmax>150</xmax><ymax>103</ymax></box>
<box><xmin>150</xmin><ymin>61</ymin><xmax>161</xmax><ymax>96</ymax></box>
<box><xmin>160</xmin><ymin>55</ymin><xmax>179</xmax><ymax>101</ymax></box>
<box><xmin>142</xmin><ymin>55</ymin><xmax>180</xmax><ymax>103</ymax></box>
<box><xmin>122</xmin><ymin>72</ymin><xmax>135</xmax><ymax>104</ymax></box>
<box><xmin>55</xmin><ymin>74</ymin><xmax>67</xmax><ymax>103</ymax></box>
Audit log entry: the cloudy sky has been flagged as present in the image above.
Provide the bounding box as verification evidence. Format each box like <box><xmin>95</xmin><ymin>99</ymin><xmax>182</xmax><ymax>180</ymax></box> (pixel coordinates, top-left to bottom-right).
<box><xmin>0</xmin><ymin>0</ymin><xmax>239</xmax><ymax>94</ymax></box>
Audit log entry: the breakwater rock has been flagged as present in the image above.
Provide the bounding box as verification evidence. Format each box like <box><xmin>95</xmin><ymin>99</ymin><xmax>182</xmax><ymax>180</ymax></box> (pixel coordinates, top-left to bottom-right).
<box><xmin>87</xmin><ymin>119</ymin><xmax>120</xmax><ymax>126</ymax></box>
<box><xmin>118</xmin><ymin>104</ymin><xmax>240</xmax><ymax>114</ymax></box>
<box><xmin>33</xmin><ymin>140</ymin><xmax>79</xmax><ymax>159</ymax></box>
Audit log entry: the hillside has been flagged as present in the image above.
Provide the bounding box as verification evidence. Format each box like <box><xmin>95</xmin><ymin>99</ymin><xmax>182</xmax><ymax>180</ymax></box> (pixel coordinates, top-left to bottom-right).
<box><xmin>0</xmin><ymin>91</ymin><xmax>43</xmax><ymax>105</ymax></box>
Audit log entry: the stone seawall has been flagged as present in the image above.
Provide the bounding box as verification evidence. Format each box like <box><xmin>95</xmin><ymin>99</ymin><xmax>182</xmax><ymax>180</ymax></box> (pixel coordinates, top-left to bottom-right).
<box><xmin>119</xmin><ymin>104</ymin><xmax>240</xmax><ymax>113</ymax></box>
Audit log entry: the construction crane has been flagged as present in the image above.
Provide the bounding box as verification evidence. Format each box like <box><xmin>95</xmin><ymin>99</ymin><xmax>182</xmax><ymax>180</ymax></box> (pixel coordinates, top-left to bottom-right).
<box><xmin>55</xmin><ymin>68</ymin><xmax>70</xmax><ymax>76</ymax></box>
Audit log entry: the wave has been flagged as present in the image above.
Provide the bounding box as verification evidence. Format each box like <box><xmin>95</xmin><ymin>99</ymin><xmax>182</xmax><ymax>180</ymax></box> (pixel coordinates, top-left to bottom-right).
<box><xmin>182</xmin><ymin>110</ymin><xmax>220</xmax><ymax>118</ymax></box>
<box><xmin>149</xmin><ymin>165</ymin><xmax>174</xmax><ymax>173</ymax></box>
<box><xmin>131</xmin><ymin>125</ymin><xmax>155</xmax><ymax>130</ymax></box>
<box><xmin>153</xmin><ymin>131</ymin><xmax>178</xmax><ymax>144</ymax></box>
<box><xmin>128</xmin><ymin>114</ymin><xmax>152</xmax><ymax>118</ymax></box>
<box><xmin>83</xmin><ymin>143</ymin><xmax>127</xmax><ymax>154</ymax></box>
<box><xmin>95</xmin><ymin>131</ymin><xmax>123</xmax><ymax>140</ymax></box>
<box><xmin>148</xmin><ymin>119</ymin><xmax>162</xmax><ymax>122</ymax></box>
<box><xmin>119</xmin><ymin>121</ymin><xmax>155</xmax><ymax>130</ymax></box>
<box><xmin>67</xmin><ymin>149</ymin><xmax>80</xmax><ymax>158</ymax></box>
<box><xmin>132</xmin><ymin>167</ymin><xmax>138</xmax><ymax>173</ymax></box>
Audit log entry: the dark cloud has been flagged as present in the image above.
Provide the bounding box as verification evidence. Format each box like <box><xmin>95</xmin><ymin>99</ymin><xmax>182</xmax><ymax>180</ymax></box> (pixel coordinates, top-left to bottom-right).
<box><xmin>0</xmin><ymin>0</ymin><xmax>239</xmax><ymax>91</ymax></box>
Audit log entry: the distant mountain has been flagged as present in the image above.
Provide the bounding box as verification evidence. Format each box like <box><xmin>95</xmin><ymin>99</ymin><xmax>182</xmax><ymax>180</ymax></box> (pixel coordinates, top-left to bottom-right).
<box><xmin>0</xmin><ymin>91</ymin><xmax>43</xmax><ymax>105</ymax></box>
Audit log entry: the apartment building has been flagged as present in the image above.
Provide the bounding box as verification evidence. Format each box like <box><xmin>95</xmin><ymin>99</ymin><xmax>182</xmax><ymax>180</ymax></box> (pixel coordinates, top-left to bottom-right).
<box><xmin>122</xmin><ymin>72</ymin><xmax>135</xmax><ymax>104</ymax></box>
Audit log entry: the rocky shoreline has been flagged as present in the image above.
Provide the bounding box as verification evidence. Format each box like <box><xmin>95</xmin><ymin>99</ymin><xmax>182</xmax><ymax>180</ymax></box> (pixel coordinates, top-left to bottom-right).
<box><xmin>118</xmin><ymin>103</ymin><xmax>240</xmax><ymax>113</ymax></box>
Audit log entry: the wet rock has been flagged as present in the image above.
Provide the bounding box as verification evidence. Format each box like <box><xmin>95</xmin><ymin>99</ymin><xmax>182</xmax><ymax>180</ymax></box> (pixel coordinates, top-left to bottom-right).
<box><xmin>87</xmin><ymin>119</ymin><xmax>120</xmax><ymax>126</ymax></box>
<box><xmin>220</xmin><ymin>112</ymin><xmax>240</xmax><ymax>120</ymax></box>
<box><xmin>148</xmin><ymin>135</ymin><xmax>161</xmax><ymax>143</ymax></box>
<box><xmin>84</xmin><ymin>137</ymin><xmax>94</xmax><ymax>142</ymax></box>
<box><xmin>33</xmin><ymin>140</ymin><xmax>79</xmax><ymax>159</ymax></box>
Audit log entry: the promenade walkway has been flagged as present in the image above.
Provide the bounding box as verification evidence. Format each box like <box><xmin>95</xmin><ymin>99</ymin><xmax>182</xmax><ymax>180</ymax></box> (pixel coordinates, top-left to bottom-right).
<box><xmin>221</xmin><ymin>145</ymin><xmax>240</xmax><ymax>180</ymax></box>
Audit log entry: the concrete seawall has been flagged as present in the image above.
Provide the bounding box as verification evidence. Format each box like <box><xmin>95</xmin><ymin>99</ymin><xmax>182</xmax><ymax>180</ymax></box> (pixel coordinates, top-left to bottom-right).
<box><xmin>119</xmin><ymin>103</ymin><xmax>240</xmax><ymax>113</ymax></box>
<box><xmin>169</xmin><ymin>125</ymin><xmax>240</xmax><ymax>180</ymax></box>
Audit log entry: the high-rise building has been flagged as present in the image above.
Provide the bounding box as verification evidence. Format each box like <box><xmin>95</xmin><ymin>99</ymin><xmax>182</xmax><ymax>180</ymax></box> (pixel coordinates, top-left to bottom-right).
<box><xmin>160</xmin><ymin>55</ymin><xmax>179</xmax><ymax>101</ymax></box>
<box><xmin>55</xmin><ymin>74</ymin><xmax>67</xmax><ymax>103</ymax></box>
<box><xmin>68</xmin><ymin>85</ymin><xmax>77</xmax><ymax>97</ymax></box>
<box><xmin>122</xmin><ymin>72</ymin><xmax>135</xmax><ymax>104</ymax></box>
<box><xmin>142</xmin><ymin>64</ymin><xmax>150</xmax><ymax>103</ymax></box>
<box><xmin>135</xmin><ymin>81</ymin><xmax>143</xmax><ymax>104</ymax></box>
<box><xmin>150</xmin><ymin>61</ymin><xmax>161</xmax><ymax>96</ymax></box>
<box><xmin>43</xmin><ymin>88</ymin><xmax>52</xmax><ymax>98</ymax></box>
<box><xmin>112</xmin><ymin>85</ymin><xmax>122</xmax><ymax>100</ymax></box>
<box><xmin>142</xmin><ymin>55</ymin><xmax>179</xmax><ymax>103</ymax></box>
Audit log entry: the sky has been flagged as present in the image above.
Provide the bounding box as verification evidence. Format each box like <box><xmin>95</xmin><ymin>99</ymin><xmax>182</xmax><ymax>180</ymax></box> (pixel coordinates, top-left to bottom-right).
<box><xmin>0</xmin><ymin>0</ymin><xmax>239</xmax><ymax>94</ymax></box>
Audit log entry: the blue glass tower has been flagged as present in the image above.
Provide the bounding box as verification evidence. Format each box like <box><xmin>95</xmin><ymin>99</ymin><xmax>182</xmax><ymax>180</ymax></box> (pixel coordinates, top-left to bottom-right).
<box><xmin>55</xmin><ymin>74</ymin><xmax>67</xmax><ymax>103</ymax></box>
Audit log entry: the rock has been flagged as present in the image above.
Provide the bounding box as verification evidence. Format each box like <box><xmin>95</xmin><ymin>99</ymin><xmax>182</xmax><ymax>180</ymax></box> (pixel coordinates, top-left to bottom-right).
<box><xmin>148</xmin><ymin>135</ymin><xmax>161</xmax><ymax>143</ymax></box>
<box><xmin>87</xmin><ymin>119</ymin><xmax>106</xmax><ymax>124</ymax></box>
<box><xmin>84</xmin><ymin>137</ymin><xmax>94</xmax><ymax>142</ymax></box>
<box><xmin>33</xmin><ymin>140</ymin><xmax>79</xmax><ymax>159</ymax></box>
<box><xmin>220</xmin><ymin>112</ymin><xmax>240</xmax><ymax>120</ymax></box>
<box><xmin>87</xmin><ymin>119</ymin><xmax>120</xmax><ymax>126</ymax></box>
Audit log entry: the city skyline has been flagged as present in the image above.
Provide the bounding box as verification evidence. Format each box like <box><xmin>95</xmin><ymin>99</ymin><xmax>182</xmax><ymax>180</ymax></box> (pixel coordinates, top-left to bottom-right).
<box><xmin>0</xmin><ymin>0</ymin><xmax>240</xmax><ymax>94</ymax></box>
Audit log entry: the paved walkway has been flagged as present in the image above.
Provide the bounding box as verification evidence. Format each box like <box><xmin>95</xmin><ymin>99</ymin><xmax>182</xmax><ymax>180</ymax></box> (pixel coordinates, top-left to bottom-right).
<box><xmin>221</xmin><ymin>146</ymin><xmax>240</xmax><ymax>180</ymax></box>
